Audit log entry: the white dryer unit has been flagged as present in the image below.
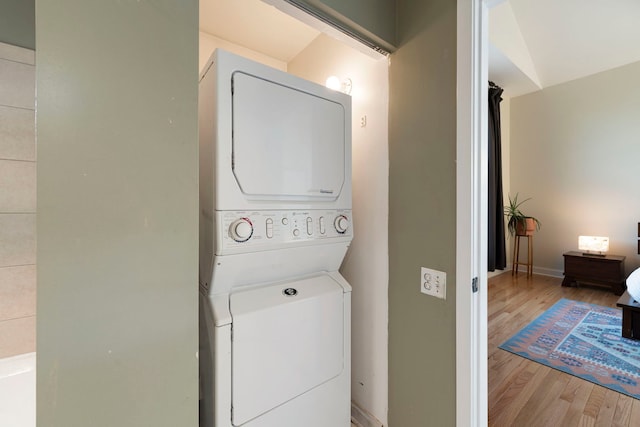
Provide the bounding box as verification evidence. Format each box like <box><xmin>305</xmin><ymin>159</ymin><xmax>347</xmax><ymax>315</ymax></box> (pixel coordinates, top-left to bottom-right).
<box><xmin>198</xmin><ymin>50</ymin><xmax>352</xmax><ymax>427</ymax></box>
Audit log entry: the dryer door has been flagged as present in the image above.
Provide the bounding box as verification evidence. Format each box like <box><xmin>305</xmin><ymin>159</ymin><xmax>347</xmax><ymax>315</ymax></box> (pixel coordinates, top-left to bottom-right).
<box><xmin>232</xmin><ymin>71</ymin><xmax>346</xmax><ymax>201</ymax></box>
<box><xmin>230</xmin><ymin>275</ymin><xmax>344</xmax><ymax>425</ymax></box>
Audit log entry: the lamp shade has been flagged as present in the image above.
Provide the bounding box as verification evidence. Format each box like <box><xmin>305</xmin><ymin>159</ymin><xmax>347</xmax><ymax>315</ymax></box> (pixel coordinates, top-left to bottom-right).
<box><xmin>578</xmin><ymin>235</ymin><xmax>609</xmax><ymax>253</ymax></box>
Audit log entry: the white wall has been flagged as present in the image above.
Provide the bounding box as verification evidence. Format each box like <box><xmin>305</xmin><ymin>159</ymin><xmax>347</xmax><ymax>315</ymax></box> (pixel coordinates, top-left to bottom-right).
<box><xmin>0</xmin><ymin>42</ymin><xmax>36</xmax><ymax>358</ymax></box>
<box><xmin>510</xmin><ymin>60</ymin><xmax>640</xmax><ymax>276</ymax></box>
<box><xmin>288</xmin><ymin>34</ymin><xmax>389</xmax><ymax>426</ymax></box>
<box><xmin>489</xmin><ymin>2</ymin><xmax>540</xmax><ymax>87</ymax></box>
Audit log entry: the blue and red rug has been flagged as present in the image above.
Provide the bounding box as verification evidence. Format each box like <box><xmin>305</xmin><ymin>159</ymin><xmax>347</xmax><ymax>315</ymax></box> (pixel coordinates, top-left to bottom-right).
<box><xmin>499</xmin><ymin>298</ymin><xmax>640</xmax><ymax>399</ymax></box>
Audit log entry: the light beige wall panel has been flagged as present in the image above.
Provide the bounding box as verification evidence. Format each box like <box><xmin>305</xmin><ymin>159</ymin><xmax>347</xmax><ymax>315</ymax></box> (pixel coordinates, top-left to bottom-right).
<box><xmin>510</xmin><ymin>60</ymin><xmax>640</xmax><ymax>275</ymax></box>
<box><xmin>36</xmin><ymin>1</ymin><xmax>198</xmax><ymax>426</ymax></box>
<box><xmin>0</xmin><ymin>213</ymin><xmax>35</xmax><ymax>267</ymax></box>
<box><xmin>288</xmin><ymin>33</ymin><xmax>390</xmax><ymax>425</ymax></box>
<box><xmin>0</xmin><ymin>105</ymin><xmax>35</xmax><ymax>161</ymax></box>
<box><xmin>0</xmin><ymin>58</ymin><xmax>34</xmax><ymax>109</ymax></box>
<box><xmin>0</xmin><ymin>160</ymin><xmax>36</xmax><ymax>212</ymax></box>
<box><xmin>0</xmin><ymin>40</ymin><xmax>37</xmax><ymax>361</ymax></box>
<box><xmin>0</xmin><ymin>41</ymin><xmax>35</xmax><ymax>65</ymax></box>
<box><xmin>0</xmin><ymin>315</ymin><xmax>35</xmax><ymax>358</ymax></box>
<box><xmin>0</xmin><ymin>265</ymin><xmax>36</xmax><ymax>320</ymax></box>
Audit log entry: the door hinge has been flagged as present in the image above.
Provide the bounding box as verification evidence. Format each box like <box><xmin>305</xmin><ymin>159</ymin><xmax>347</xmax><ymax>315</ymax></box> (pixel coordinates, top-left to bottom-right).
<box><xmin>472</xmin><ymin>277</ymin><xmax>478</xmax><ymax>293</ymax></box>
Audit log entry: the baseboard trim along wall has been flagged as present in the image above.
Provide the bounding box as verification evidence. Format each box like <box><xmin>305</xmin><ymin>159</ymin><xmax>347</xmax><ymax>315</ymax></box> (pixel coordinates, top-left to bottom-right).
<box><xmin>510</xmin><ymin>265</ymin><xmax>563</xmax><ymax>278</ymax></box>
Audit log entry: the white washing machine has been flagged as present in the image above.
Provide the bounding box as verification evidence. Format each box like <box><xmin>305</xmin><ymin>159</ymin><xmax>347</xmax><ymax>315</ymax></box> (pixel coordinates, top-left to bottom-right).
<box><xmin>198</xmin><ymin>49</ymin><xmax>353</xmax><ymax>427</ymax></box>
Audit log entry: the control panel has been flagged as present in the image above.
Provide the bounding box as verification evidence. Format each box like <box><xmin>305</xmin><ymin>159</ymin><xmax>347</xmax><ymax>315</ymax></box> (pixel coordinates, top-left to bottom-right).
<box><xmin>216</xmin><ymin>209</ymin><xmax>352</xmax><ymax>254</ymax></box>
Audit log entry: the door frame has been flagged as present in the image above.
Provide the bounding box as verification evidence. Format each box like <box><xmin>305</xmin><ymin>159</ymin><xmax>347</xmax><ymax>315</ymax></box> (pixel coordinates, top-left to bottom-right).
<box><xmin>456</xmin><ymin>0</ymin><xmax>489</xmax><ymax>425</ymax></box>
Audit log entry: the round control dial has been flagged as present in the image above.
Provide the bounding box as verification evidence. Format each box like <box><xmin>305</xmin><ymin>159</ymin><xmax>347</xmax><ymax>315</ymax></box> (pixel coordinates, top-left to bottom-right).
<box><xmin>229</xmin><ymin>218</ymin><xmax>253</xmax><ymax>242</ymax></box>
<box><xmin>334</xmin><ymin>215</ymin><xmax>349</xmax><ymax>234</ymax></box>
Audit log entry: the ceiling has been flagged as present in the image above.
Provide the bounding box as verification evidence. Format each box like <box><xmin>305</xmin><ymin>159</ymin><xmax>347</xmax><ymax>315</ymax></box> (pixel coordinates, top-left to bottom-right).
<box><xmin>199</xmin><ymin>0</ymin><xmax>320</xmax><ymax>63</ymax></box>
<box><xmin>489</xmin><ymin>0</ymin><xmax>640</xmax><ymax>98</ymax></box>
<box><xmin>200</xmin><ymin>0</ymin><xmax>640</xmax><ymax>99</ymax></box>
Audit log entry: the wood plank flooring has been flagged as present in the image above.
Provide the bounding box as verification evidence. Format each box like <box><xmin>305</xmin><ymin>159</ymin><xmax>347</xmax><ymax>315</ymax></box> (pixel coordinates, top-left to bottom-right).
<box><xmin>488</xmin><ymin>272</ymin><xmax>640</xmax><ymax>426</ymax></box>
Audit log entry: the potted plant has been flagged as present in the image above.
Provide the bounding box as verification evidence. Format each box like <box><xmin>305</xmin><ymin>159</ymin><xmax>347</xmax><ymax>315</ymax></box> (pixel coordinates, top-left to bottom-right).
<box><xmin>504</xmin><ymin>193</ymin><xmax>541</xmax><ymax>236</ymax></box>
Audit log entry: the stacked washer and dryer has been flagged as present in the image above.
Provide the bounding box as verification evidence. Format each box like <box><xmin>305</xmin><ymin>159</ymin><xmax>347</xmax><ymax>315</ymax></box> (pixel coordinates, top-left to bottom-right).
<box><xmin>198</xmin><ymin>50</ymin><xmax>353</xmax><ymax>427</ymax></box>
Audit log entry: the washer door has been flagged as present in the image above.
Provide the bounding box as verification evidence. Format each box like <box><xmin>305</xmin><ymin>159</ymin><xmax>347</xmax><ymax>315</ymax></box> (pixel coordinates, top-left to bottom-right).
<box><xmin>230</xmin><ymin>275</ymin><xmax>344</xmax><ymax>425</ymax></box>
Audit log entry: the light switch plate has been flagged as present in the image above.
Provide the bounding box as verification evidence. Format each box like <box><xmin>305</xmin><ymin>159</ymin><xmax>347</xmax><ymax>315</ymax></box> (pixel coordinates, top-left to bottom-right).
<box><xmin>421</xmin><ymin>267</ymin><xmax>446</xmax><ymax>299</ymax></box>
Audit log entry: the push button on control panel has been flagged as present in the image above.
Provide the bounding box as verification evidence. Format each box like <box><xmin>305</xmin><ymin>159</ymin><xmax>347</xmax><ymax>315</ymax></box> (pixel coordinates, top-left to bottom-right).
<box><xmin>306</xmin><ymin>217</ymin><xmax>313</xmax><ymax>235</ymax></box>
<box><xmin>319</xmin><ymin>216</ymin><xmax>326</xmax><ymax>234</ymax></box>
<box><xmin>265</xmin><ymin>218</ymin><xmax>274</xmax><ymax>239</ymax></box>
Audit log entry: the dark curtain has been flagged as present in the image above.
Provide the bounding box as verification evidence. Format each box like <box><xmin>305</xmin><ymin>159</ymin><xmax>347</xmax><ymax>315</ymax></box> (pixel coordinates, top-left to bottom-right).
<box><xmin>488</xmin><ymin>82</ymin><xmax>506</xmax><ymax>271</ymax></box>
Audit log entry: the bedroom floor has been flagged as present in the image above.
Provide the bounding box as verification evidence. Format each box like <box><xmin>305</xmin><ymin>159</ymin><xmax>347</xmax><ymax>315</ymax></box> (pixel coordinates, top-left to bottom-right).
<box><xmin>488</xmin><ymin>271</ymin><xmax>640</xmax><ymax>426</ymax></box>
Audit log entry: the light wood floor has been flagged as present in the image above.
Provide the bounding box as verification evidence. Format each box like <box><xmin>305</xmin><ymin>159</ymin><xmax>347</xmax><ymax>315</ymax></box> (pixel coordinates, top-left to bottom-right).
<box><xmin>488</xmin><ymin>272</ymin><xmax>640</xmax><ymax>426</ymax></box>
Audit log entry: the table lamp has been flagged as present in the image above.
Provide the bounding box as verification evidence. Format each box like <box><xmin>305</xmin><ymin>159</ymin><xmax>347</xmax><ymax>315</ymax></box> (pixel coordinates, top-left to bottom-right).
<box><xmin>578</xmin><ymin>235</ymin><xmax>609</xmax><ymax>257</ymax></box>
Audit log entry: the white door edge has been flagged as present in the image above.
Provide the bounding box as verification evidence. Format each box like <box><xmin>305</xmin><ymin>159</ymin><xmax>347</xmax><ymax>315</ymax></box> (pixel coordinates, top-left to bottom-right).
<box><xmin>456</xmin><ymin>0</ymin><xmax>489</xmax><ymax>426</ymax></box>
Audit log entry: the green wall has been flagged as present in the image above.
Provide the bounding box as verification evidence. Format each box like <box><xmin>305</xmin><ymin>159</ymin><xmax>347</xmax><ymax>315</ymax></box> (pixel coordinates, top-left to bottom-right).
<box><xmin>36</xmin><ymin>1</ymin><xmax>199</xmax><ymax>426</ymax></box>
<box><xmin>388</xmin><ymin>0</ymin><xmax>458</xmax><ymax>425</ymax></box>
<box><xmin>0</xmin><ymin>0</ymin><xmax>35</xmax><ymax>49</ymax></box>
<box><xmin>29</xmin><ymin>0</ymin><xmax>460</xmax><ymax>425</ymax></box>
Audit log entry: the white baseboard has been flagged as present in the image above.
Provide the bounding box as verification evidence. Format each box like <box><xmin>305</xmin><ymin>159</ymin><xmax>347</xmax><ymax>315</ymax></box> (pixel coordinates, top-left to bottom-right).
<box><xmin>487</xmin><ymin>269</ymin><xmax>507</xmax><ymax>278</ymax></box>
<box><xmin>510</xmin><ymin>265</ymin><xmax>563</xmax><ymax>278</ymax></box>
<box><xmin>351</xmin><ymin>402</ymin><xmax>384</xmax><ymax>427</ymax></box>
<box><xmin>533</xmin><ymin>266</ymin><xmax>563</xmax><ymax>278</ymax></box>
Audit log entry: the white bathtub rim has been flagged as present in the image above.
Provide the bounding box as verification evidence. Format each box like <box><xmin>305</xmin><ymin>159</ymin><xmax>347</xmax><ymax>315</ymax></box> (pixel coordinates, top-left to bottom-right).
<box><xmin>0</xmin><ymin>352</ymin><xmax>36</xmax><ymax>379</ymax></box>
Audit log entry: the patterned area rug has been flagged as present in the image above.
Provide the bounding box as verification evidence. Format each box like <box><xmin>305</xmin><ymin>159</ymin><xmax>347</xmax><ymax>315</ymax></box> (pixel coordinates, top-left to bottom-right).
<box><xmin>499</xmin><ymin>298</ymin><xmax>640</xmax><ymax>399</ymax></box>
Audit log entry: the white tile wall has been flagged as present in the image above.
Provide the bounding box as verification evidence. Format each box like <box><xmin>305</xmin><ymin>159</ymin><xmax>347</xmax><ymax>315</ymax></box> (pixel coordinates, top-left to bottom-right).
<box><xmin>0</xmin><ymin>214</ymin><xmax>36</xmax><ymax>268</ymax></box>
<box><xmin>0</xmin><ymin>160</ymin><xmax>36</xmax><ymax>212</ymax></box>
<box><xmin>0</xmin><ymin>317</ymin><xmax>36</xmax><ymax>359</ymax></box>
<box><xmin>0</xmin><ymin>59</ymin><xmax>35</xmax><ymax>110</ymax></box>
<box><xmin>0</xmin><ymin>42</ymin><xmax>36</xmax><ymax>358</ymax></box>
<box><xmin>0</xmin><ymin>106</ymin><xmax>36</xmax><ymax>161</ymax></box>
<box><xmin>0</xmin><ymin>265</ymin><xmax>36</xmax><ymax>320</ymax></box>
<box><xmin>0</xmin><ymin>43</ymin><xmax>35</xmax><ymax>66</ymax></box>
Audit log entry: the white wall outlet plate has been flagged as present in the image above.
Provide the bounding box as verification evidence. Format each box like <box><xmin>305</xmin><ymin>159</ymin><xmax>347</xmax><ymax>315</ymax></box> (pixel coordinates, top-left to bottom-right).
<box><xmin>421</xmin><ymin>267</ymin><xmax>446</xmax><ymax>299</ymax></box>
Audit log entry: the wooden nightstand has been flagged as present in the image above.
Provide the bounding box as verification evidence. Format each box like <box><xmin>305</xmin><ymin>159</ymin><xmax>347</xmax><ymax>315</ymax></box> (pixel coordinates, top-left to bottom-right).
<box><xmin>562</xmin><ymin>251</ymin><xmax>626</xmax><ymax>295</ymax></box>
<box><xmin>617</xmin><ymin>291</ymin><xmax>640</xmax><ymax>339</ymax></box>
